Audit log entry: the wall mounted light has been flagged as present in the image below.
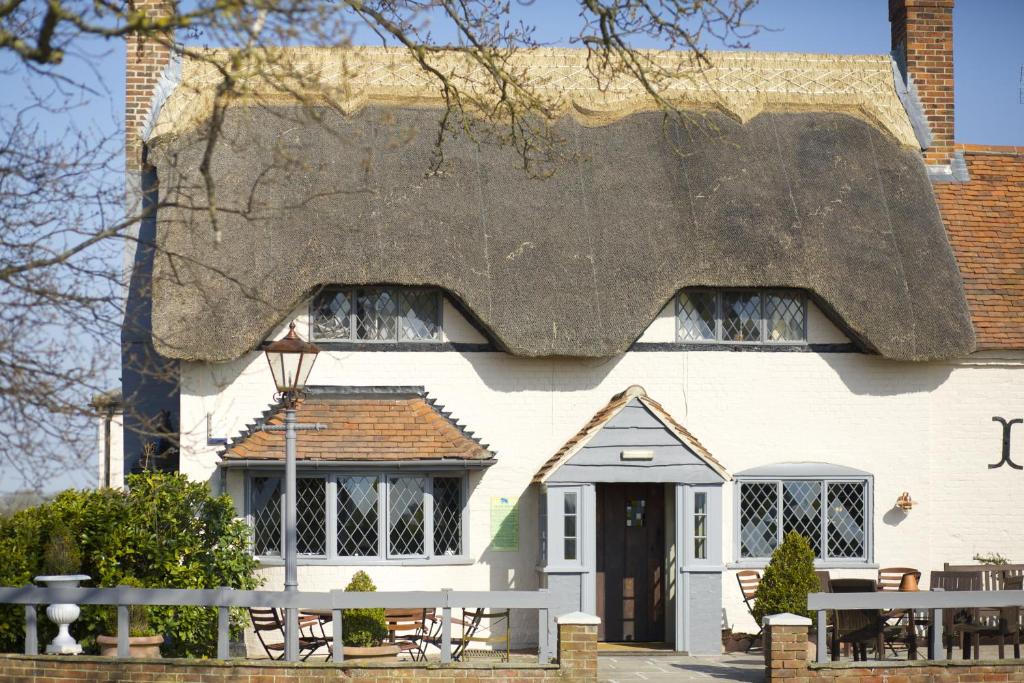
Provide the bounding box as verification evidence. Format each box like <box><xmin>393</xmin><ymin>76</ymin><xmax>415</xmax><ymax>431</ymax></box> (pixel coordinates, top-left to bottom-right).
<box><xmin>895</xmin><ymin>491</ymin><xmax>916</xmax><ymax>511</ymax></box>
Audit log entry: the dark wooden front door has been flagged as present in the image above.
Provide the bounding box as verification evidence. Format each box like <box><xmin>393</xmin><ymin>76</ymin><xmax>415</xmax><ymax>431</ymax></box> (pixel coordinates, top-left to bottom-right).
<box><xmin>596</xmin><ymin>483</ymin><xmax>666</xmax><ymax>642</ymax></box>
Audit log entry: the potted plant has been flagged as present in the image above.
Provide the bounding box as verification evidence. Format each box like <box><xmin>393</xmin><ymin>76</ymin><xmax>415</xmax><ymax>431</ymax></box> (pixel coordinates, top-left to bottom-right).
<box><xmin>752</xmin><ymin>531</ymin><xmax>820</xmax><ymax>658</ymax></box>
<box><xmin>341</xmin><ymin>571</ymin><xmax>398</xmax><ymax>661</ymax></box>
<box><xmin>34</xmin><ymin>524</ymin><xmax>90</xmax><ymax>654</ymax></box>
<box><xmin>96</xmin><ymin>577</ymin><xmax>164</xmax><ymax>658</ymax></box>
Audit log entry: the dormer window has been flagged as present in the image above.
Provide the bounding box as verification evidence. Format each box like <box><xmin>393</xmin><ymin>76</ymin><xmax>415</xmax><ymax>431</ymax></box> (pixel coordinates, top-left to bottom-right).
<box><xmin>676</xmin><ymin>289</ymin><xmax>806</xmax><ymax>344</ymax></box>
<box><xmin>311</xmin><ymin>287</ymin><xmax>441</xmax><ymax>342</ymax></box>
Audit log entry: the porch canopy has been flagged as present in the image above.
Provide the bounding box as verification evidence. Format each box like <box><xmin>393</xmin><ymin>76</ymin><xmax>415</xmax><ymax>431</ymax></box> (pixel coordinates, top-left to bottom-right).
<box><xmin>534</xmin><ymin>385</ymin><xmax>728</xmax><ymax>484</ymax></box>
<box><xmin>219</xmin><ymin>385</ymin><xmax>495</xmax><ymax>470</ymax></box>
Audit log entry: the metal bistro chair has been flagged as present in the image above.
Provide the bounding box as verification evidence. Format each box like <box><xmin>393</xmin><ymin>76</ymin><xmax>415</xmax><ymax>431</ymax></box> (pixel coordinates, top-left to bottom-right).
<box><xmin>736</xmin><ymin>570</ymin><xmax>762</xmax><ymax>644</ymax></box>
<box><xmin>452</xmin><ymin>608</ymin><xmax>511</xmax><ymax>662</ymax></box>
<box><xmin>829</xmin><ymin>578</ymin><xmax>885</xmax><ymax>662</ymax></box>
<box><xmin>248</xmin><ymin>607</ymin><xmax>332</xmax><ymax>661</ymax></box>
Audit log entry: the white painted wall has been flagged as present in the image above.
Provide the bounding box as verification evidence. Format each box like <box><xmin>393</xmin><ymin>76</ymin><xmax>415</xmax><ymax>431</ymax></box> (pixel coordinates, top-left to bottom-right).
<box><xmin>179</xmin><ymin>296</ymin><xmax>1024</xmax><ymax>645</ymax></box>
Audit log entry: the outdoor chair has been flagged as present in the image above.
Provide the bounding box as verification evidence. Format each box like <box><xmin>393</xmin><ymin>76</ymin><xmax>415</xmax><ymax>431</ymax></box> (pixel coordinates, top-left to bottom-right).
<box><xmin>248</xmin><ymin>607</ymin><xmax>332</xmax><ymax>661</ymax></box>
<box><xmin>878</xmin><ymin>567</ymin><xmax>921</xmax><ymax>591</ymax></box>
<box><xmin>736</xmin><ymin>570</ymin><xmax>762</xmax><ymax>646</ymax></box>
<box><xmin>829</xmin><ymin>578</ymin><xmax>884</xmax><ymax>661</ymax></box>
<box><xmin>876</xmin><ymin>567</ymin><xmax>923</xmax><ymax>657</ymax></box>
<box><xmin>930</xmin><ymin>570</ymin><xmax>993</xmax><ymax>659</ymax></box>
<box><xmin>451</xmin><ymin>608</ymin><xmax>511</xmax><ymax>662</ymax></box>
<box><xmin>385</xmin><ymin>608</ymin><xmax>434</xmax><ymax>661</ymax></box>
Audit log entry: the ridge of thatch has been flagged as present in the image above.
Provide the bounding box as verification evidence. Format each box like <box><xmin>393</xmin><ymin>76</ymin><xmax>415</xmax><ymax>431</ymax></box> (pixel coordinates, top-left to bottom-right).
<box><xmin>149</xmin><ymin>46</ymin><xmax>919</xmax><ymax>147</ymax></box>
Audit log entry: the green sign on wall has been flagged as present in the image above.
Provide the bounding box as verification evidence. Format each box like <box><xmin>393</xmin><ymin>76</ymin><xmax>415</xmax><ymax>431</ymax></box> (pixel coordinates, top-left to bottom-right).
<box><xmin>490</xmin><ymin>496</ymin><xmax>519</xmax><ymax>551</ymax></box>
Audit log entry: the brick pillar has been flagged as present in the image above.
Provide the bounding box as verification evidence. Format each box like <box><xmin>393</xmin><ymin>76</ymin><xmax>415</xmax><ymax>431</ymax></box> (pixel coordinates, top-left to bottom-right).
<box><xmin>762</xmin><ymin>613</ymin><xmax>811</xmax><ymax>683</ymax></box>
<box><xmin>125</xmin><ymin>0</ymin><xmax>174</xmax><ymax>176</ymax></box>
<box><xmin>556</xmin><ymin>612</ymin><xmax>600</xmax><ymax>682</ymax></box>
<box><xmin>888</xmin><ymin>0</ymin><xmax>955</xmax><ymax>167</ymax></box>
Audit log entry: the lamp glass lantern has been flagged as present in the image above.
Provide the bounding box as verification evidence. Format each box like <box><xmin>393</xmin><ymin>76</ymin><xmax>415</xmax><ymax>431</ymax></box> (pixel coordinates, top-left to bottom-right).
<box><xmin>264</xmin><ymin>322</ymin><xmax>320</xmax><ymax>395</ymax></box>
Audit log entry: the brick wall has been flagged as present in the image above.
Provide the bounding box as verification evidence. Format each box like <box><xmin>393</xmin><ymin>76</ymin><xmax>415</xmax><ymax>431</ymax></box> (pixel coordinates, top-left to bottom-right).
<box><xmin>125</xmin><ymin>0</ymin><xmax>173</xmax><ymax>175</ymax></box>
<box><xmin>889</xmin><ymin>0</ymin><xmax>955</xmax><ymax>166</ymax></box>
<box><xmin>764</xmin><ymin>618</ymin><xmax>1024</xmax><ymax>683</ymax></box>
<box><xmin>0</xmin><ymin>622</ymin><xmax>597</xmax><ymax>683</ymax></box>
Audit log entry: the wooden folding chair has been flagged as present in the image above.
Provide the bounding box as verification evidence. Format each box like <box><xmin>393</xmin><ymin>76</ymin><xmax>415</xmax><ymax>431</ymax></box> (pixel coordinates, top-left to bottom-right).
<box><xmin>385</xmin><ymin>608</ymin><xmax>433</xmax><ymax>661</ymax></box>
<box><xmin>930</xmin><ymin>570</ymin><xmax>990</xmax><ymax>659</ymax></box>
<box><xmin>248</xmin><ymin>607</ymin><xmax>331</xmax><ymax>661</ymax></box>
<box><xmin>736</xmin><ymin>570</ymin><xmax>762</xmax><ymax>645</ymax></box>
<box><xmin>878</xmin><ymin>567</ymin><xmax>921</xmax><ymax>591</ymax></box>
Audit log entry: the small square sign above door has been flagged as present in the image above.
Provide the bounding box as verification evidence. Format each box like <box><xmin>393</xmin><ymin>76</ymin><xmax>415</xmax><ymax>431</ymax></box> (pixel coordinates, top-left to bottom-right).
<box><xmin>626</xmin><ymin>499</ymin><xmax>646</xmax><ymax>527</ymax></box>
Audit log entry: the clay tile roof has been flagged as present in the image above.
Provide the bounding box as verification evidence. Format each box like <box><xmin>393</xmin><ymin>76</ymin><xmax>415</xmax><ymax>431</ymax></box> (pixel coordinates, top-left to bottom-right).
<box><xmin>934</xmin><ymin>146</ymin><xmax>1024</xmax><ymax>350</ymax></box>
<box><xmin>532</xmin><ymin>385</ymin><xmax>728</xmax><ymax>484</ymax></box>
<box><xmin>221</xmin><ymin>386</ymin><xmax>494</xmax><ymax>463</ymax></box>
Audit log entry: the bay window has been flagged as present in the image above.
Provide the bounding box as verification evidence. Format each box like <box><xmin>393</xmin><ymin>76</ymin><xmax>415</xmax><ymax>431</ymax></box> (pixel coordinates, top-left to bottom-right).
<box><xmin>249</xmin><ymin>473</ymin><xmax>466</xmax><ymax>562</ymax></box>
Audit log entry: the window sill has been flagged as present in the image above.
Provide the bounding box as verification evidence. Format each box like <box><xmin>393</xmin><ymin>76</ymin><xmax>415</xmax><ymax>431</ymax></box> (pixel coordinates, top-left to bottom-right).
<box><xmin>256</xmin><ymin>556</ymin><xmax>475</xmax><ymax>567</ymax></box>
<box><xmin>541</xmin><ymin>564</ymin><xmax>587</xmax><ymax>574</ymax></box>
<box><xmin>728</xmin><ymin>560</ymin><xmax>879</xmax><ymax>571</ymax></box>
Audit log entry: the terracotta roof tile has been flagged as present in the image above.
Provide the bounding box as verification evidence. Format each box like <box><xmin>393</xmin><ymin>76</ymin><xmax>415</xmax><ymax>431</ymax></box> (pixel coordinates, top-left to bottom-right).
<box><xmin>221</xmin><ymin>388</ymin><xmax>494</xmax><ymax>462</ymax></box>
<box><xmin>934</xmin><ymin>147</ymin><xmax>1024</xmax><ymax>350</ymax></box>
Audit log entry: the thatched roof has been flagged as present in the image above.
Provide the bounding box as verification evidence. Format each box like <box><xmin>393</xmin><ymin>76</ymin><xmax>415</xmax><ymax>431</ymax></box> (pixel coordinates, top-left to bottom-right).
<box><xmin>146</xmin><ymin>48</ymin><xmax>975</xmax><ymax>362</ymax></box>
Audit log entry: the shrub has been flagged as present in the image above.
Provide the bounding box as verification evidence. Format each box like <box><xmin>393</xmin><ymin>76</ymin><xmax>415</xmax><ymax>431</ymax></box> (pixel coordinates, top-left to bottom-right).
<box><xmin>752</xmin><ymin>531</ymin><xmax>820</xmax><ymax>623</ymax></box>
<box><xmin>41</xmin><ymin>524</ymin><xmax>82</xmax><ymax>576</ymax></box>
<box><xmin>973</xmin><ymin>552</ymin><xmax>1010</xmax><ymax>565</ymax></box>
<box><xmin>0</xmin><ymin>471</ymin><xmax>260</xmax><ymax>656</ymax></box>
<box><xmin>101</xmin><ymin>577</ymin><xmax>156</xmax><ymax>637</ymax></box>
<box><xmin>341</xmin><ymin>571</ymin><xmax>387</xmax><ymax>648</ymax></box>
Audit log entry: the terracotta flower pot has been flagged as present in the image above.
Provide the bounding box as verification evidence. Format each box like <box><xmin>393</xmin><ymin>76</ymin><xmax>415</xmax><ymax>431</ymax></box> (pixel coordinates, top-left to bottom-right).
<box><xmin>341</xmin><ymin>644</ymin><xmax>400</xmax><ymax>662</ymax></box>
<box><xmin>96</xmin><ymin>634</ymin><xmax>164</xmax><ymax>658</ymax></box>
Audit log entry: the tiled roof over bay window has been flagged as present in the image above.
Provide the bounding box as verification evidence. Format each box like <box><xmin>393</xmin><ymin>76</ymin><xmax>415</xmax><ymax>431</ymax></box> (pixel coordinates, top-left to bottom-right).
<box><xmin>221</xmin><ymin>386</ymin><xmax>494</xmax><ymax>463</ymax></box>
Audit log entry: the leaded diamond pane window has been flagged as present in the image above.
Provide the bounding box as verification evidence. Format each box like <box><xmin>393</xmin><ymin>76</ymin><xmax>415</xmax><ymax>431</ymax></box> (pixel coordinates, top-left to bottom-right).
<box><xmin>248</xmin><ymin>473</ymin><xmax>465</xmax><ymax>561</ymax></box>
<box><xmin>251</xmin><ymin>476</ymin><xmax>282</xmax><ymax>557</ymax></box>
<box><xmin>827</xmin><ymin>482</ymin><xmax>866</xmax><ymax>559</ymax></box>
<box><xmin>311</xmin><ymin>290</ymin><xmax>353</xmax><ymax>340</ymax></box>
<box><xmin>338</xmin><ymin>476</ymin><xmax>379</xmax><ymax>557</ymax></box>
<box><xmin>310</xmin><ymin>287</ymin><xmax>441</xmax><ymax>342</ymax></box>
<box><xmin>677</xmin><ymin>291</ymin><xmax>716</xmax><ymax>341</ymax></box>
<box><xmin>297</xmin><ymin>478</ymin><xmax>327</xmax><ymax>556</ymax></box>
<box><xmin>389</xmin><ymin>476</ymin><xmax>427</xmax><ymax>556</ymax></box>
<box><xmin>433</xmin><ymin>477</ymin><xmax>463</xmax><ymax>556</ymax></box>
<box><xmin>356</xmin><ymin>288</ymin><xmax>399</xmax><ymax>341</ymax></box>
<box><xmin>739</xmin><ymin>482</ymin><xmax>778</xmax><ymax>559</ymax></box>
<box><xmin>722</xmin><ymin>292</ymin><xmax>761</xmax><ymax>342</ymax></box>
<box><xmin>738</xmin><ymin>478</ymin><xmax>870</xmax><ymax>561</ymax></box>
<box><xmin>675</xmin><ymin>289</ymin><xmax>807</xmax><ymax>344</ymax></box>
<box><xmin>783</xmin><ymin>481</ymin><xmax>822</xmax><ymax>555</ymax></box>
<box><xmin>766</xmin><ymin>294</ymin><xmax>805</xmax><ymax>342</ymax></box>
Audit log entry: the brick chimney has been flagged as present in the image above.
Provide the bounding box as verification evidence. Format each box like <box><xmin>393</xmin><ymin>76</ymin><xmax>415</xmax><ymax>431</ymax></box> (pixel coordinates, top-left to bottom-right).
<box><xmin>889</xmin><ymin>0</ymin><xmax>955</xmax><ymax>168</ymax></box>
<box><xmin>125</xmin><ymin>0</ymin><xmax>174</xmax><ymax>177</ymax></box>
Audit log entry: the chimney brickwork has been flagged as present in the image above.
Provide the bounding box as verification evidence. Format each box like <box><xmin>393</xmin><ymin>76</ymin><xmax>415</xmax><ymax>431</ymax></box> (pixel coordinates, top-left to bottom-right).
<box><xmin>889</xmin><ymin>0</ymin><xmax>955</xmax><ymax>167</ymax></box>
<box><xmin>125</xmin><ymin>0</ymin><xmax>173</xmax><ymax>176</ymax></box>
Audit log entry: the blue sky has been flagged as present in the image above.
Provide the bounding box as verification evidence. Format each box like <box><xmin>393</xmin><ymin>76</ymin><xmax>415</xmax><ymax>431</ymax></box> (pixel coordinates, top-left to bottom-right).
<box><xmin>1</xmin><ymin>0</ymin><xmax>1021</xmax><ymax>494</ymax></box>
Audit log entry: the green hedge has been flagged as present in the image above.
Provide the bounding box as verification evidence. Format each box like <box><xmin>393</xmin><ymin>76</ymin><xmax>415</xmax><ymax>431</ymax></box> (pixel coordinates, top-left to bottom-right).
<box><xmin>0</xmin><ymin>472</ymin><xmax>260</xmax><ymax>657</ymax></box>
<box><xmin>751</xmin><ymin>531</ymin><xmax>820</xmax><ymax>623</ymax></box>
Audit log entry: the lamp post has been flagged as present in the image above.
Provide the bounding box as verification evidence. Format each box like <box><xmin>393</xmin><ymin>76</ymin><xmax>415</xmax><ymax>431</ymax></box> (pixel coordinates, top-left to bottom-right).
<box><xmin>263</xmin><ymin>322</ymin><xmax>322</xmax><ymax>662</ymax></box>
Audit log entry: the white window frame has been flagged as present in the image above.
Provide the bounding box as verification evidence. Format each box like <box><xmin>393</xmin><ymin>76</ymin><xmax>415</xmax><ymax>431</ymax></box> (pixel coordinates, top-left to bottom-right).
<box><xmin>543</xmin><ymin>485</ymin><xmax>585</xmax><ymax>571</ymax></box>
<box><xmin>732</xmin><ymin>475</ymin><xmax>873</xmax><ymax>568</ymax></box>
<box><xmin>675</xmin><ymin>288</ymin><xmax>808</xmax><ymax>345</ymax></box>
<box><xmin>309</xmin><ymin>286</ymin><xmax>443</xmax><ymax>343</ymax></box>
<box><xmin>246</xmin><ymin>471</ymin><xmax>469</xmax><ymax>565</ymax></box>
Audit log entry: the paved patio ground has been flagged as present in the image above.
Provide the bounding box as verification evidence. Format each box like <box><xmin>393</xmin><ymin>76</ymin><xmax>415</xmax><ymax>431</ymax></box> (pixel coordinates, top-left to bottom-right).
<box><xmin>598</xmin><ymin>652</ymin><xmax>764</xmax><ymax>683</ymax></box>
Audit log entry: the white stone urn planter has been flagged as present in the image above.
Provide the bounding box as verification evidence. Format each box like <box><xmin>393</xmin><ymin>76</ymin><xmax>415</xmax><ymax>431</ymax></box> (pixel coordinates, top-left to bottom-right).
<box><xmin>34</xmin><ymin>574</ymin><xmax>90</xmax><ymax>655</ymax></box>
